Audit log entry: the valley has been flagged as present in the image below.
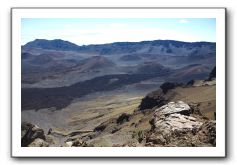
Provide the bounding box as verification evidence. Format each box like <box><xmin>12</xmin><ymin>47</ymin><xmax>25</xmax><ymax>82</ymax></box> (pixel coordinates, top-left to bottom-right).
<box><xmin>21</xmin><ymin>39</ymin><xmax>216</xmax><ymax>147</ymax></box>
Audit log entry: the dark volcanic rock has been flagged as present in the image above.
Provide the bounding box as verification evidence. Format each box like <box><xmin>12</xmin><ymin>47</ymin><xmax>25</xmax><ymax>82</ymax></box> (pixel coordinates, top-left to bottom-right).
<box><xmin>116</xmin><ymin>113</ymin><xmax>131</xmax><ymax>124</ymax></box>
<box><xmin>160</xmin><ymin>82</ymin><xmax>183</xmax><ymax>94</ymax></box>
<box><xmin>207</xmin><ymin>66</ymin><xmax>216</xmax><ymax>81</ymax></box>
<box><xmin>186</xmin><ymin>79</ymin><xmax>195</xmax><ymax>86</ymax></box>
<box><xmin>139</xmin><ymin>89</ymin><xmax>167</xmax><ymax>111</ymax></box>
<box><xmin>21</xmin><ymin>122</ymin><xmax>47</xmax><ymax>147</ymax></box>
<box><xmin>189</xmin><ymin>102</ymin><xmax>203</xmax><ymax>115</ymax></box>
<box><xmin>22</xmin><ymin>73</ymin><xmax>163</xmax><ymax>111</ymax></box>
<box><xmin>93</xmin><ymin>124</ymin><xmax>107</xmax><ymax>132</ymax></box>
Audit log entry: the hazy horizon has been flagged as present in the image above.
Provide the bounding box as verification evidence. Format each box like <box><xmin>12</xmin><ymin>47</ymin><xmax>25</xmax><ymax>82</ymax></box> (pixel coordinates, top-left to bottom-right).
<box><xmin>22</xmin><ymin>18</ymin><xmax>216</xmax><ymax>46</ymax></box>
<box><xmin>22</xmin><ymin>38</ymin><xmax>216</xmax><ymax>47</ymax></box>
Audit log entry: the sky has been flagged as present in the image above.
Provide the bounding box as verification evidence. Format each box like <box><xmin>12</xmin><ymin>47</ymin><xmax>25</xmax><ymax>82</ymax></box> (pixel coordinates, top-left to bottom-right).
<box><xmin>21</xmin><ymin>18</ymin><xmax>216</xmax><ymax>45</ymax></box>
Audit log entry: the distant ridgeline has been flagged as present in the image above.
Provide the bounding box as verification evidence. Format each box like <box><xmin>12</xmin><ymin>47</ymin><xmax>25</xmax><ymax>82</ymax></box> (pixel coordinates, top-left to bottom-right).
<box><xmin>23</xmin><ymin>39</ymin><xmax>216</xmax><ymax>56</ymax></box>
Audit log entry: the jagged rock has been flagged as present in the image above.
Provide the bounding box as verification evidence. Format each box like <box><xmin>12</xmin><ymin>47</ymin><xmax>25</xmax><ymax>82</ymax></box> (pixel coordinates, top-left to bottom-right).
<box><xmin>94</xmin><ymin>124</ymin><xmax>106</xmax><ymax>132</ymax></box>
<box><xmin>93</xmin><ymin>116</ymin><xmax>127</xmax><ymax>134</ymax></box>
<box><xmin>146</xmin><ymin>101</ymin><xmax>205</xmax><ymax>146</ymax></box>
<box><xmin>160</xmin><ymin>82</ymin><xmax>183</xmax><ymax>94</ymax></box>
<box><xmin>207</xmin><ymin>66</ymin><xmax>216</xmax><ymax>81</ymax></box>
<box><xmin>45</xmin><ymin>135</ymin><xmax>56</xmax><ymax>145</ymax></box>
<box><xmin>65</xmin><ymin>138</ymin><xmax>92</xmax><ymax>147</ymax></box>
<box><xmin>154</xmin><ymin>101</ymin><xmax>191</xmax><ymax>116</ymax></box>
<box><xmin>189</xmin><ymin>102</ymin><xmax>202</xmax><ymax>115</ymax></box>
<box><xmin>139</xmin><ymin>89</ymin><xmax>167</xmax><ymax>111</ymax></box>
<box><xmin>21</xmin><ymin>122</ymin><xmax>46</xmax><ymax>147</ymax></box>
<box><xmin>117</xmin><ymin>113</ymin><xmax>131</xmax><ymax>124</ymax></box>
<box><xmin>196</xmin><ymin>120</ymin><xmax>216</xmax><ymax>146</ymax></box>
<box><xmin>72</xmin><ymin>139</ymin><xmax>88</xmax><ymax>147</ymax></box>
<box><xmin>93</xmin><ymin>117</ymin><xmax>117</xmax><ymax>133</ymax></box>
<box><xmin>145</xmin><ymin>101</ymin><xmax>216</xmax><ymax>147</ymax></box>
<box><xmin>186</xmin><ymin>79</ymin><xmax>195</xmax><ymax>86</ymax></box>
<box><xmin>28</xmin><ymin>138</ymin><xmax>49</xmax><ymax>147</ymax></box>
<box><xmin>65</xmin><ymin>141</ymin><xmax>73</xmax><ymax>147</ymax></box>
<box><xmin>111</xmin><ymin>127</ymin><xmax>121</xmax><ymax>134</ymax></box>
<box><xmin>153</xmin><ymin>113</ymin><xmax>202</xmax><ymax>134</ymax></box>
<box><xmin>146</xmin><ymin>133</ymin><xmax>166</xmax><ymax>145</ymax></box>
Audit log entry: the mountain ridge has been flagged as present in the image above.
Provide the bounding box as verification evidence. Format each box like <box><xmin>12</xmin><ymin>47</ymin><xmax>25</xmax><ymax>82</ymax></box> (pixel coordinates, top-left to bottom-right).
<box><xmin>23</xmin><ymin>39</ymin><xmax>216</xmax><ymax>56</ymax></box>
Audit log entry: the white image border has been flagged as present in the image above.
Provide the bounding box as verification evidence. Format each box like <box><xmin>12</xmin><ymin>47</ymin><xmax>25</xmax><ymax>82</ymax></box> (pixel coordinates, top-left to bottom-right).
<box><xmin>11</xmin><ymin>8</ymin><xmax>226</xmax><ymax>157</ymax></box>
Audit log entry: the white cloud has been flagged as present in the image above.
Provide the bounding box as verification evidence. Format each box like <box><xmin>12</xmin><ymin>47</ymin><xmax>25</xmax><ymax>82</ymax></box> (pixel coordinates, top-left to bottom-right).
<box><xmin>64</xmin><ymin>24</ymin><xmax>73</xmax><ymax>28</ymax></box>
<box><xmin>109</xmin><ymin>23</ymin><xmax>127</xmax><ymax>29</ymax></box>
<box><xmin>179</xmin><ymin>19</ymin><xmax>189</xmax><ymax>24</ymax></box>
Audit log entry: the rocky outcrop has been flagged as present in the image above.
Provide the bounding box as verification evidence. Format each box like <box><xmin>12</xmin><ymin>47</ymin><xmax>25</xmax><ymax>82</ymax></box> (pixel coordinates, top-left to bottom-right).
<box><xmin>117</xmin><ymin>113</ymin><xmax>131</xmax><ymax>125</ymax></box>
<box><xmin>160</xmin><ymin>82</ymin><xmax>183</xmax><ymax>94</ymax></box>
<box><xmin>21</xmin><ymin>122</ymin><xmax>48</xmax><ymax>147</ymax></box>
<box><xmin>145</xmin><ymin>101</ymin><xmax>216</xmax><ymax>147</ymax></box>
<box><xmin>28</xmin><ymin>138</ymin><xmax>49</xmax><ymax>147</ymax></box>
<box><xmin>94</xmin><ymin>113</ymin><xmax>132</xmax><ymax>133</ymax></box>
<box><xmin>186</xmin><ymin>79</ymin><xmax>195</xmax><ymax>86</ymax></box>
<box><xmin>207</xmin><ymin>66</ymin><xmax>216</xmax><ymax>81</ymax></box>
<box><xmin>153</xmin><ymin>113</ymin><xmax>202</xmax><ymax>134</ymax></box>
<box><xmin>138</xmin><ymin>89</ymin><xmax>167</xmax><ymax>111</ymax></box>
<box><xmin>196</xmin><ymin>121</ymin><xmax>216</xmax><ymax>146</ymax></box>
<box><xmin>138</xmin><ymin>82</ymin><xmax>184</xmax><ymax>111</ymax></box>
<box><xmin>153</xmin><ymin>101</ymin><xmax>191</xmax><ymax>116</ymax></box>
<box><xmin>94</xmin><ymin>124</ymin><xmax>107</xmax><ymax>132</ymax></box>
<box><xmin>65</xmin><ymin>138</ymin><xmax>89</xmax><ymax>147</ymax></box>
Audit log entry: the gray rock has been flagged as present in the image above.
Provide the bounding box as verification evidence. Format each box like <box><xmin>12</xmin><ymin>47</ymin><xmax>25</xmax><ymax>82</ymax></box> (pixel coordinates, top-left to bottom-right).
<box><xmin>196</xmin><ymin>120</ymin><xmax>216</xmax><ymax>146</ymax></box>
<box><xmin>154</xmin><ymin>113</ymin><xmax>202</xmax><ymax>134</ymax></box>
<box><xmin>28</xmin><ymin>138</ymin><xmax>49</xmax><ymax>147</ymax></box>
<box><xmin>146</xmin><ymin>101</ymin><xmax>207</xmax><ymax>146</ymax></box>
<box><xmin>65</xmin><ymin>141</ymin><xmax>73</xmax><ymax>147</ymax></box>
<box><xmin>146</xmin><ymin>133</ymin><xmax>166</xmax><ymax>145</ymax></box>
<box><xmin>154</xmin><ymin>101</ymin><xmax>191</xmax><ymax>116</ymax></box>
<box><xmin>21</xmin><ymin>122</ymin><xmax>46</xmax><ymax>147</ymax></box>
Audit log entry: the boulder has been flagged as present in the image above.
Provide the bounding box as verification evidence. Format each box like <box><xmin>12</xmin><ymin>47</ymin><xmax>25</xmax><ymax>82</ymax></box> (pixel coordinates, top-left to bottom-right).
<box><xmin>154</xmin><ymin>101</ymin><xmax>191</xmax><ymax>116</ymax></box>
<box><xmin>21</xmin><ymin>122</ymin><xmax>46</xmax><ymax>147</ymax></box>
<box><xmin>72</xmin><ymin>139</ymin><xmax>88</xmax><ymax>147</ymax></box>
<box><xmin>160</xmin><ymin>82</ymin><xmax>183</xmax><ymax>94</ymax></box>
<box><xmin>189</xmin><ymin>102</ymin><xmax>202</xmax><ymax>115</ymax></box>
<box><xmin>65</xmin><ymin>141</ymin><xmax>73</xmax><ymax>147</ymax></box>
<box><xmin>196</xmin><ymin>120</ymin><xmax>216</xmax><ymax>146</ymax></box>
<box><xmin>145</xmin><ymin>101</ymin><xmax>216</xmax><ymax>147</ymax></box>
<box><xmin>65</xmin><ymin>138</ymin><xmax>91</xmax><ymax>147</ymax></box>
<box><xmin>153</xmin><ymin>113</ymin><xmax>203</xmax><ymax>134</ymax></box>
<box><xmin>186</xmin><ymin>79</ymin><xmax>195</xmax><ymax>86</ymax></box>
<box><xmin>94</xmin><ymin>124</ymin><xmax>106</xmax><ymax>132</ymax></box>
<box><xmin>28</xmin><ymin>138</ymin><xmax>49</xmax><ymax>147</ymax></box>
<box><xmin>207</xmin><ymin>66</ymin><xmax>216</xmax><ymax>81</ymax></box>
<box><xmin>146</xmin><ymin>133</ymin><xmax>166</xmax><ymax>145</ymax></box>
<box><xmin>146</xmin><ymin>101</ymin><xmax>205</xmax><ymax>146</ymax></box>
<box><xmin>116</xmin><ymin>113</ymin><xmax>131</xmax><ymax>124</ymax></box>
<box><xmin>139</xmin><ymin>89</ymin><xmax>167</xmax><ymax>111</ymax></box>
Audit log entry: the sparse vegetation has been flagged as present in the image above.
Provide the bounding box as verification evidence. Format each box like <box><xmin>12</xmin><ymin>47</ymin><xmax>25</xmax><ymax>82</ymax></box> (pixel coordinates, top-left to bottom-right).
<box><xmin>132</xmin><ymin>130</ymin><xmax>145</xmax><ymax>143</ymax></box>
